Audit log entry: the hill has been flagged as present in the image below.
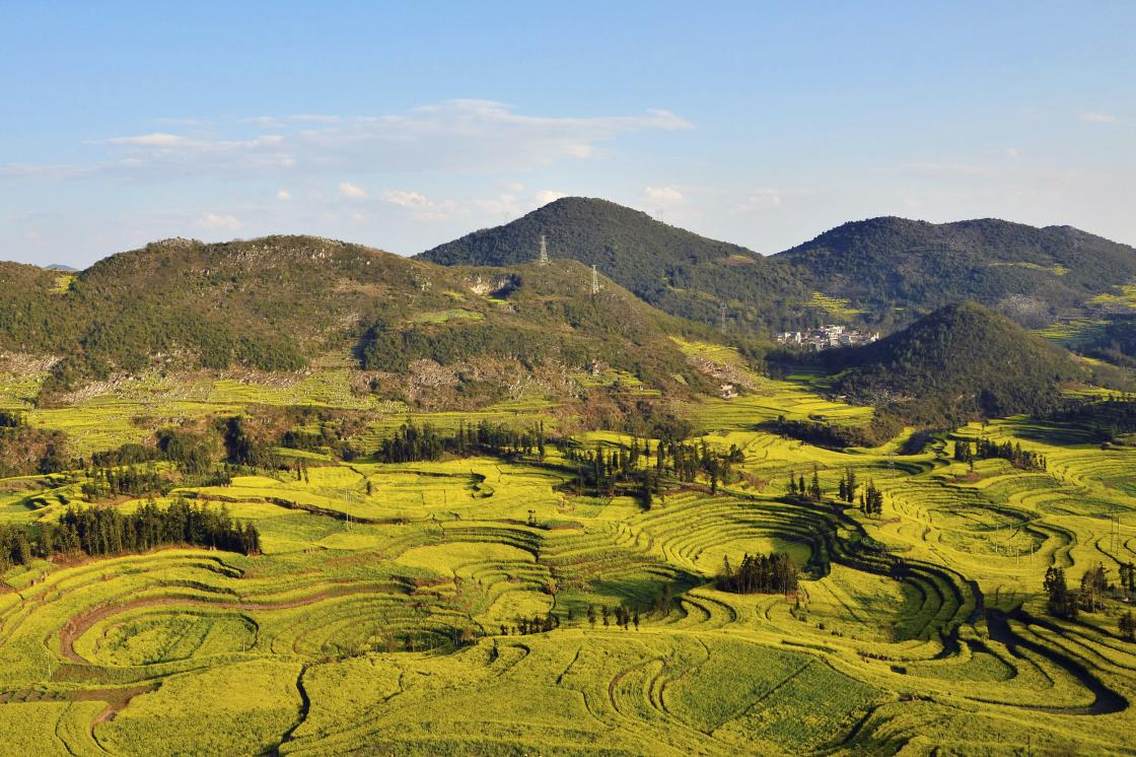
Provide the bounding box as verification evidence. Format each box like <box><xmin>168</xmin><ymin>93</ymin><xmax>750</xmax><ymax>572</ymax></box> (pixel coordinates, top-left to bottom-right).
<box><xmin>0</xmin><ymin>236</ymin><xmax>717</xmax><ymax>405</ymax></box>
<box><xmin>421</xmin><ymin>199</ymin><xmax>1136</xmax><ymax>333</ymax></box>
<box><xmin>832</xmin><ymin>301</ymin><xmax>1086</xmax><ymax>424</ymax></box>
<box><xmin>418</xmin><ymin>197</ymin><xmax>808</xmax><ymax>331</ymax></box>
<box><xmin>778</xmin><ymin>216</ymin><xmax>1136</xmax><ymax>329</ymax></box>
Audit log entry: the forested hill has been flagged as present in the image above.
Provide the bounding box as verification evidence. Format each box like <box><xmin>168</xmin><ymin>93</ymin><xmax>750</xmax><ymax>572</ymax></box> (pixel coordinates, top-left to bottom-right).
<box><xmin>832</xmin><ymin>301</ymin><xmax>1086</xmax><ymax>424</ymax></box>
<box><xmin>0</xmin><ymin>235</ymin><xmax>718</xmax><ymax>402</ymax></box>
<box><xmin>418</xmin><ymin>197</ymin><xmax>809</xmax><ymax>330</ymax></box>
<box><xmin>420</xmin><ymin>198</ymin><xmax>1136</xmax><ymax>333</ymax></box>
<box><xmin>778</xmin><ymin>216</ymin><xmax>1136</xmax><ymax>329</ymax></box>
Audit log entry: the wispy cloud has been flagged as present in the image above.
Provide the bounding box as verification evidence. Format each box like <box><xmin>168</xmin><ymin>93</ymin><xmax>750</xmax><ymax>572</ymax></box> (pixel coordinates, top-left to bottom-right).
<box><xmin>339</xmin><ymin>182</ymin><xmax>368</xmax><ymax>199</ymax></box>
<box><xmin>106</xmin><ymin>132</ymin><xmax>189</xmax><ymax>147</ymax></box>
<box><xmin>382</xmin><ymin>189</ymin><xmax>456</xmax><ymax>221</ymax></box>
<box><xmin>382</xmin><ymin>190</ymin><xmax>429</xmax><ymax>208</ymax></box>
<box><xmin>3</xmin><ymin>100</ymin><xmax>692</xmax><ymax>182</ymax></box>
<box><xmin>535</xmin><ymin>190</ymin><xmax>566</xmax><ymax>205</ymax></box>
<box><xmin>644</xmin><ymin>185</ymin><xmax>684</xmax><ymax>205</ymax></box>
<box><xmin>1080</xmin><ymin>111</ymin><xmax>1118</xmax><ymax>124</ymax></box>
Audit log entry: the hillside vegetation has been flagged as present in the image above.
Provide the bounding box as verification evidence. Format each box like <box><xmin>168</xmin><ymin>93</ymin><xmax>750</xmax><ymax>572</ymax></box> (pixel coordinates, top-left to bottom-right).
<box><xmin>421</xmin><ymin>198</ymin><xmax>1136</xmax><ymax>334</ymax></box>
<box><xmin>833</xmin><ymin>301</ymin><xmax>1086</xmax><ymax>424</ymax></box>
<box><xmin>419</xmin><ymin>197</ymin><xmax>810</xmax><ymax>331</ymax></box>
<box><xmin>0</xmin><ymin>236</ymin><xmax>717</xmax><ymax>405</ymax></box>
<box><xmin>779</xmin><ymin>216</ymin><xmax>1136</xmax><ymax>329</ymax></box>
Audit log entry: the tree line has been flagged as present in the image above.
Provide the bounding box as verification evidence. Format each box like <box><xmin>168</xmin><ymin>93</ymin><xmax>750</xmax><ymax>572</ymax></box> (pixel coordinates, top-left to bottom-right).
<box><xmin>375</xmin><ymin>420</ymin><xmax>548</xmax><ymax>464</ymax></box>
<box><xmin>786</xmin><ymin>465</ymin><xmax>884</xmax><ymax>516</ymax></box>
<box><xmin>0</xmin><ymin>498</ymin><xmax>260</xmax><ymax>571</ymax></box>
<box><xmin>955</xmin><ymin>438</ymin><xmax>1046</xmax><ymax>471</ymax></box>
<box><xmin>561</xmin><ymin>434</ymin><xmax>744</xmax><ymax>504</ymax></box>
<box><xmin>767</xmin><ymin>414</ymin><xmax>902</xmax><ymax>451</ymax></box>
<box><xmin>718</xmin><ymin>552</ymin><xmax>799</xmax><ymax>594</ymax></box>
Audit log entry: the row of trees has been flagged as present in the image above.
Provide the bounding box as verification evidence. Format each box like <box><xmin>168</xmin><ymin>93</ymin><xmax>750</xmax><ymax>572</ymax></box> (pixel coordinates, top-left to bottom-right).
<box><xmin>497</xmin><ymin>604</ymin><xmax>646</xmax><ymax>636</ymax></box>
<box><xmin>561</xmin><ymin>435</ymin><xmax>744</xmax><ymax>503</ymax></box>
<box><xmin>718</xmin><ymin>552</ymin><xmax>799</xmax><ymax>594</ymax></box>
<box><xmin>787</xmin><ymin>466</ymin><xmax>885</xmax><ymax>516</ymax></box>
<box><xmin>1044</xmin><ymin>563</ymin><xmax>1131</xmax><ymax>623</ymax></box>
<box><xmin>376</xmin><ymin>421</ymin><xmax>548</xmax><ymax>463</ymax></box>
<box><xmin>0</xmin><ymin>498</ymin><xmax>260</xmax><ymax>571</ymax></box>
<box><xmin>80</xmin><ymin>464</ymin><xmax>165</xmax><ymax>500</ymax></box>
<box><xmin>767</xmin><ymin>414</ymin><xmax>903</xmax><ymax>450</ymax></box>
<box><xmin>955</xmin><ymin>438</ymin><xmax>1047</xmax><ymax>471</ymax></box>
<box><xmin>587</xmin><ymin>603</ymin><xmax>640</xmax><ymax>630</ymax></box>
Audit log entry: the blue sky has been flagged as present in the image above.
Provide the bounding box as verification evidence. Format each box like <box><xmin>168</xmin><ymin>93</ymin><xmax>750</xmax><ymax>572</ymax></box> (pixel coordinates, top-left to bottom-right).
<box><xmin>1</xmin><ymin>1</ymin><xmax>1133</xmax><ymax>266</ymax></box>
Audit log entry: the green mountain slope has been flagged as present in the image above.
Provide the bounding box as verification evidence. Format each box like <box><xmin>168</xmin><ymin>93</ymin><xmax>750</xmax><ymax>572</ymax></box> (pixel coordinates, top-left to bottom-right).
<box><xmin>778</xmin><ymin>216</ymin><xmax>1136</xmax><ymax>328</ymax></box>
<box><xmin>0</xmin><ymin>236</ymin><xmax>716</xmax><ymax>403</ymax></box>
<box><xmin>420</xmin><ymin>198</ymin><xmax>1136</xmax><ymax>333</ymax></box>
<box><xmin>418</xmin><ymin>196</ymin><xmax>808</xmax><ymax>330</ymax></box>
<box><xmin>832</xmin><ymin>301</ymin><xmax>1086</xmax><ymax>423</ymax></box>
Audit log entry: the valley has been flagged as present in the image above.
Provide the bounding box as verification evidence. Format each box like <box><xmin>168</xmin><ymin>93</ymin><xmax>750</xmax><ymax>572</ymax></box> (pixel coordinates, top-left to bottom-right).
<box><xmin>0</xmin><ymin>326</ymin><xmax>1133</xmax><ymax>753</ymax></box>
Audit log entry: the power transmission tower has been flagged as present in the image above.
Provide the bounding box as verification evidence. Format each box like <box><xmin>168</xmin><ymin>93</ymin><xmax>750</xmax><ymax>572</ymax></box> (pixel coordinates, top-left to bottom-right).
<box><xmin>719</xmin><ymin>302</ymin><xmax>728</xmax><ymax>332</ymax></box>
<box><xmin>538</xmin><ymin>234</ymin><xmax>550</xmax><ymax>265</ymax></box>
<box><xmin>590</xmin><ymin>265</ymin><xmax>600</xmax><ymax>295</ymax></box>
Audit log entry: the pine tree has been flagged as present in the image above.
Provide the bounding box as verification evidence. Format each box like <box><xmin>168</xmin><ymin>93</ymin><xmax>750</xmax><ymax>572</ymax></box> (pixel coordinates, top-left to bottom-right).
<box><xmin>809</xmin><ymin>466</ymin><xmax>822</xmax><ymax>500</ymax></box>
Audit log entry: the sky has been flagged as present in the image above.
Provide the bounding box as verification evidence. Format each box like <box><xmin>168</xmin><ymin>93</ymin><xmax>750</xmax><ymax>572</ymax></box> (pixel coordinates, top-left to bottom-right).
<box><xmin>1</xmin><ymin>1</ymin><xmax>1133</xmax><ymax>267</ymax></box>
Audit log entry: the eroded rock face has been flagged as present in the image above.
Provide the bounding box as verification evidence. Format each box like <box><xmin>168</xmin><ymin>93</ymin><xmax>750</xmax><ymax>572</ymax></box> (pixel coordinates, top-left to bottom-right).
<box><xmin>465</xmin><ymin>273</ymin><xmax>519</xmax><ymax>298</ymax></box>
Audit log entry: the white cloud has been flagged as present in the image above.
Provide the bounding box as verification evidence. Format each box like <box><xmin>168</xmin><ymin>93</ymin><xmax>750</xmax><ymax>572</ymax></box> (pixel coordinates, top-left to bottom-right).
<box><xmin>197</xmin><ymin>212</ymin><xmax>241</xmax><ymax>231</ymax></box>
<box><xmin>382</xmin><ymin>189</ymin><xmax>456</xmax><ymax>221</ymax></box>
<box><xmin>382</xmin><ymin>190</ymin><xmax>430</xmax><ymax>208</ymax></box>
<box><xmin>644</xmin><ymin>185</ymin><xmax>684</xmax><ymax>205</ymax></box>
<box><xmin>291</xmin><ymin>100</ymin><xmax>691</xmax><ymax>172</ymax></box>
<box><xmin>1005</xmin><ymin>147</ymin><xmax>1022</xmax><ymax>159</ymax></box>
<box><xmin>535</xmin><ymin>190</ymin><xmax>567</xmax><ymax>205</ymax></box>
<box><xmin>276</xmin><ymin>189</ymin><xmax>291</xmax><ymax>200</ymax></box>
<box><xmin>106</xmin><ymin>132</ymin><xmax>188</xmax><ymax>147</ymax></box>
<box><xmin>339</xmin><ymin>181</ymin><xmax>368</xmax><ymax>199</ymax></box>
<box><xmin>11</xmin><ymin>100</ymin><xmax>692</xmax><ymax>183</ymax></box>
<box><xmin>1080</xmin><ymin>111</ymin><xmax>1118</xmax><ymax>124</ymax></box>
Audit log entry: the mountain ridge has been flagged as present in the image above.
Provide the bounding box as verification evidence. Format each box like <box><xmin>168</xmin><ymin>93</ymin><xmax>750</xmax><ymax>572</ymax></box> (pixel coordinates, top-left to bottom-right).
<box><xmin>419</xmin><ymin>197</ymin><xmax>1136</xmax><ymax>333</ymax></box>
<box><xmin>0</xmin><ymin>234</ymin><xmax>720</xmax><ymax>406</ymax></box>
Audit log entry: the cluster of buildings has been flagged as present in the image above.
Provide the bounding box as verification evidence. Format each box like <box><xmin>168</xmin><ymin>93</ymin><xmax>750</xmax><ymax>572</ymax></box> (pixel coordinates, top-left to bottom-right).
<box><xmin>776</xmin><ymin>324</ymin><xmax>881</xmax><ymax>351</ymax></box>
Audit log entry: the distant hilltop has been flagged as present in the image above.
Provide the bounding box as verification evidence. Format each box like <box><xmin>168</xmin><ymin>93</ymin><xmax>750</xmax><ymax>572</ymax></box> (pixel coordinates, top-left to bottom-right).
<box><xmin>419</xmin><ymin>197</ymin><xmax>1136</xmax><ymax>334</ymax></box>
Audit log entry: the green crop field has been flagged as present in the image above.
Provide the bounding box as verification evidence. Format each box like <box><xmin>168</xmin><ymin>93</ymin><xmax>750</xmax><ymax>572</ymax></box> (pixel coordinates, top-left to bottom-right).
<box><xmin>1</xmin><ymin>369</ymin><xmax>1135</xmax><ymax>755</ymax></box>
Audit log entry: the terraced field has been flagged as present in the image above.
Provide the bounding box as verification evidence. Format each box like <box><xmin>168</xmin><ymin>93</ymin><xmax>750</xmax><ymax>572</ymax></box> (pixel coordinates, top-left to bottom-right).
<box><xmin>2</xmin><ymin>381</ymin><xmax>1135</xmax><ymax>753</ymax></box>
